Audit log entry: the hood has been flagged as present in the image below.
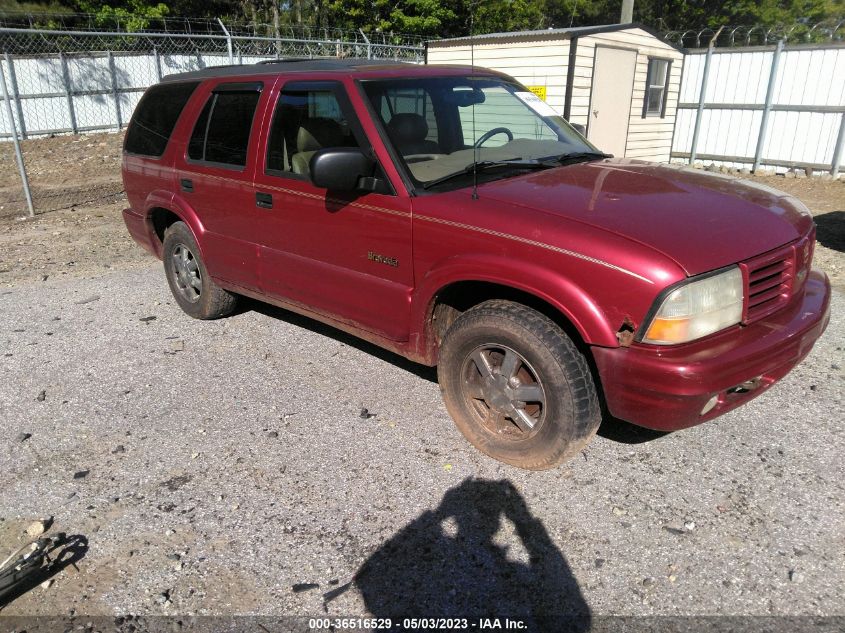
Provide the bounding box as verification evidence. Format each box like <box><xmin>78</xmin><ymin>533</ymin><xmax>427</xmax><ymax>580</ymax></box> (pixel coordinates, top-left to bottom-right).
<box><xmin>474</xmin><ymin>160</ymin><xmax>814</xmax><ymax>276</ymax></box>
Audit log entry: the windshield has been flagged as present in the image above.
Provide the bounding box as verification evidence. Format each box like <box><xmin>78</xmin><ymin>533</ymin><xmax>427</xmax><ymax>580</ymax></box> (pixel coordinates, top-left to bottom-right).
<box><xmin>361</xmin><ymin>76</ymin><xmax>599</xmax><ymax>191</ymax></box>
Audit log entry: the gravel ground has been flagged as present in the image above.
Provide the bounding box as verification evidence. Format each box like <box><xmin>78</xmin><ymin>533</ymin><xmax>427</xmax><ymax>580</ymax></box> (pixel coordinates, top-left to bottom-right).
<box><xmin>0</xmin><ymin>261</ymin><xmax>843</xmax><ymax>624</ymax></box>
<box><xmin>1</xmin><ymin>132</ymin><xmax>844</xmax><ymax>628</ymax></box>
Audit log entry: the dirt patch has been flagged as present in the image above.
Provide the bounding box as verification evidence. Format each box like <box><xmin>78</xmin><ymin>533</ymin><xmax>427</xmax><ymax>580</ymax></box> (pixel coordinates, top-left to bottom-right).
<box><xmin>0</xmin><ymin>132</ymin><xmax>124</xmax><ymax>221</ymax></box>
<box><xmin>0</xmin><ymin>201</ymin><xmax>152</xmax><ymax>287</ymax></box>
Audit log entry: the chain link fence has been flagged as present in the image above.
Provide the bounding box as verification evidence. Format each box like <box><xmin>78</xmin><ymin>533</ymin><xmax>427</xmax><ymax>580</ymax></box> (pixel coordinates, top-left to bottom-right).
<box><xmin>0</xmin><ymin>21</ymin><xmax>424</xmax><ymax>218</ymax></box>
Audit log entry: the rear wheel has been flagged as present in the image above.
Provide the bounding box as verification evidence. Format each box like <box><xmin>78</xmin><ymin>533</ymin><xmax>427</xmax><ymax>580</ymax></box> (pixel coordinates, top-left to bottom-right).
<box><xmin>162</xmin><ymin>221</ymin><xmax>237</xmax><ymax>319</ymax></box>
<box><xmin>438</xmin><ymin>300</ymin><xmax>601</xmax><ymax>469</ymax></box>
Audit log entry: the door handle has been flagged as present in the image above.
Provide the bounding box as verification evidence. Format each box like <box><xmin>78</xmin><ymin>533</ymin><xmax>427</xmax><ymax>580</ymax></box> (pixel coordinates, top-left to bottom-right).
<box><xmin>180</xmin><ymin>178</ymin><xmax>193</xmax><ymax>193</ymax></box>
<box><xmin>255</xmin><ymin>192</ymin><xmax>273</xmax><ymax>209</ymax></box>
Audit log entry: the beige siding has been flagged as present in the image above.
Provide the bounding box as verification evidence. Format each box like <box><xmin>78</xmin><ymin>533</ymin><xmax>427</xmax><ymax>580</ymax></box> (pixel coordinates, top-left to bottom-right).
<box><xmin>426</xmin><ymin>38</ymin><xmax>570</xmax><ymax>115</ymax></box>
<box><xmin>426</xmin><ymin>27</ymin><xmax>684</xmax><ymax>162</ymax></box>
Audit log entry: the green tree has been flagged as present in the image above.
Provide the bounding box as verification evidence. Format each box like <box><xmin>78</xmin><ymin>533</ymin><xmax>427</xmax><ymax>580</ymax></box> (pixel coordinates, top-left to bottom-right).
<box><xmin>75</xmin><ymin>0</ymin><xmax>170</xmax><ymax>30</ymax></box>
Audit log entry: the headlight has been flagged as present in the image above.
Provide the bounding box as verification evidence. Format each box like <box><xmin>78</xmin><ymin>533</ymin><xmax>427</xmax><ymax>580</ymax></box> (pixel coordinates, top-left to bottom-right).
<box><xmin>642</xmin><ymin>267</ymin><xmax>743</xmax><ymax>345</ymax></box>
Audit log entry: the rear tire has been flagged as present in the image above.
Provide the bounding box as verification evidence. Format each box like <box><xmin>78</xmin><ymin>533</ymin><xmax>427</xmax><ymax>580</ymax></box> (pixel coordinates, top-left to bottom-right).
<box><xmin>162</xmin><ymin>221</ymin><xmax>237</xmax><ymax>320</ymax></box>
<box><xmin>438</xmin><ymin>300</ymin><xmax>601</xmax><ymax>470</ymax></box>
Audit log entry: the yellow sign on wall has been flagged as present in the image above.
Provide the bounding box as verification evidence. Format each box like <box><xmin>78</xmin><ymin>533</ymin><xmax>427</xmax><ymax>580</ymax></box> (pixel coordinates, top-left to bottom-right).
<box><xmin>526</xmin><ymin>85</ymin><xmax>547</xmax><ymax>101</ymax></box>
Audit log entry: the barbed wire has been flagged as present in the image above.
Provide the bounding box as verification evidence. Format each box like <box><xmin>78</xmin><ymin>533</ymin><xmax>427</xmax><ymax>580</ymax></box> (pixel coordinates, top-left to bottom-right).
<box><xmin>0</xmin><ymin>11</ymin><xmax>429</xmax><ymax>47</ymax></box>
<box><xmin>662</xmin><ymin>18</ymin><xmax>845</xmax><ymax>48</ymax></box>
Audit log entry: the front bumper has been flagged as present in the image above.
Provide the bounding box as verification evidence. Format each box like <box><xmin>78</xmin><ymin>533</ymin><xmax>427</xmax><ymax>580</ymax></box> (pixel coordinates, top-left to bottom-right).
<box><xmin>592</xmin><ymin>270</ymin><xmax>831</xmax><ymax>431</ymax></box>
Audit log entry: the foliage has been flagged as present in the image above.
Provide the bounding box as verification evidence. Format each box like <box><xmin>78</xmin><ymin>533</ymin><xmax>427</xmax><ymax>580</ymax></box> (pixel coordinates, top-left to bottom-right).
<box><xmin>75</xmin><ymin>0</ymin><xmax>170</xmax><ymax>30</ymax></box>
<box><xmin>2</xmin><ymin>0</ymin><xmax>843</xmax><ymax>38</ymax></box>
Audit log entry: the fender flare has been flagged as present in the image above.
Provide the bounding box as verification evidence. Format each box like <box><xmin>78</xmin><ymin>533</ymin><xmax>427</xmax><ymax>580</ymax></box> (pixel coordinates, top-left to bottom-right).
<box><xmin>410</xmin><ymin>254</ymin><xmax>619</xmax><ymax>353</ymax></box>
<box><xmin>142</xmin><ymin>190</ymin><xmax>207</xmax><ymax>259</ymax></box>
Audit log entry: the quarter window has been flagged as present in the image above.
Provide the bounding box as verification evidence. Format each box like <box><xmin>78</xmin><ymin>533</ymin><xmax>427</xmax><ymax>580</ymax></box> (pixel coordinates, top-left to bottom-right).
<box><xmin>124</xmin><ymin>81</ymin><xmax>198</xmax><ymax>157</ymax></box>
<box><xmin>643</xmin><ymin>59</ymin><xmax>670</xmax><ymax>117</ymax></box>
<box><xmin>187</xmin><ymin>85</ymin><xmax>262</xmax><ymax>167</ymax></box>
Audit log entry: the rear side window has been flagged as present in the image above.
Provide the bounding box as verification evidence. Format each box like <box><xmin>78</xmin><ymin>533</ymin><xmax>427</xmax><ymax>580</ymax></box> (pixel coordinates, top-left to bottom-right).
<box><xmin>187</xmin><ymin>83</ymin><xmax>262</xmax><ymax>168</ymax></box>
<box><xmin>124</xmin><ymin>82</ymin><xmax>199</xmax><ymax>157</ymax></box>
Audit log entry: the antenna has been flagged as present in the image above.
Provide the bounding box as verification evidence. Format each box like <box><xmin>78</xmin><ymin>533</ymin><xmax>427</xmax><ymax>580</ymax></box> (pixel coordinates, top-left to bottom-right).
<box><xmin>470</xmin><ymin>2</ymin><xmax>479</xmax><ymax>200</ymax></box>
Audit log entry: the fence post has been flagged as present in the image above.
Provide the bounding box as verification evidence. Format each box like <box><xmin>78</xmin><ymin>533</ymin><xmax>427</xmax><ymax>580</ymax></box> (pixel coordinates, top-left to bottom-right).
<box><xmin>688</xmin><ymin>45</ymin><xmax>714</xmax><ymax>165</ymax></box>
<box><xmin>107</xmin><ymin>51</ymin><xmax>122</xmax><ymax>130</ymax></box>
<box><xmin>0</xmin><ymin>60</ymin><xmax>34</xmax><ymax>218</ymax></box>
<box><xmin>832</xmin><ymin>112</ymin><xmax>845</xmax><ymax>178</ymax></box>
<box><xmin>4</xmin><ymin>52</ymin><xmax>27</xmax><ymax>139</ymax></box>
<box><xmin>217</xmin><ymin>18</ymin><xmax>234</xmax><ymax>64</ymax></box>
<box><xmin>753</xmin><ymin>39</ymin><xmax>784</xmax><ymax>172</ymax></box>
<box><xmin>153</xmin><ymin>46</ymin><xmax>162</xmax><ymax>82</ymax></box>
<box><xmin>59</xmin><ymin>52</ymin><xmax>78</xmax><ymax>134</ymax></box>
<box><xmin>359</xmin><ymin>29</ymin><xmax>372</xmax><ymax>59</ymax></box>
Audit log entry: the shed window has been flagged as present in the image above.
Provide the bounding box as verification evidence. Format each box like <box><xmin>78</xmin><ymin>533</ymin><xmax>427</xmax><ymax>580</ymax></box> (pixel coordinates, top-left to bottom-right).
<box><xmin>643</xmin><ymin>59</ymin><xmax>670</xmax><ymax>117</ymax></box>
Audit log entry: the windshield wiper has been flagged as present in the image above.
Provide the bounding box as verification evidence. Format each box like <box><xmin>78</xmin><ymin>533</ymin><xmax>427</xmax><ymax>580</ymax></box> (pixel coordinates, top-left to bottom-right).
<box><xmin>556</xmin><ymin>151</ymin><xmax>613</xmax><ymax>166</ymax></box>
<box><xmin>421</xmin><ymin>158</ymin><xmax>556</xmax><ymax>190</ymax></box>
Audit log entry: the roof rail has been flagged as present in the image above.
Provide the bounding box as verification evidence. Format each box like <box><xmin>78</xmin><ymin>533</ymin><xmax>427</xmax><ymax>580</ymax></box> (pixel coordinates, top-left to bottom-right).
<box><xmin>256</xmin><ymin>58</ymin><xmax>314</xmax><ymax>65</ymax></box>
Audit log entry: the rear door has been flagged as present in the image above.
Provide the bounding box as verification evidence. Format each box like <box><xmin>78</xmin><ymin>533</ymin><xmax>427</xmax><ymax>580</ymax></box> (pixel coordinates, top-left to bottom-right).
<box><xmin>252</xmin><ymin>79</ymin><xmax>413</xmax><ymax>341</ymax></box>
<box><xmin>173</xmin><ymin>80</ymin><xmax>268</xmax><ymax>290</ymax></box>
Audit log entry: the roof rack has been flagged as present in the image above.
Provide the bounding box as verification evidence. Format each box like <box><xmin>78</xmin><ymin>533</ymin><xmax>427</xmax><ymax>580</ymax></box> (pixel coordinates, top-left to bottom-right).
<box><xmin>160</xmin><ymin>57</ymin><xmax>418</xmax><ymax>82</ymax></box>
<box><xmin>256</xmin><ymin>58</ymin><xmax>314</xmax><ymax>65</ymax></box>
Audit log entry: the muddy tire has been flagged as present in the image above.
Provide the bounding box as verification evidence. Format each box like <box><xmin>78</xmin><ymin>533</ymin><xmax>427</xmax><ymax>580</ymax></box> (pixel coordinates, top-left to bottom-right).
<box><xmin>438</xmin><ymin>300</ymin><xmax>601</xmax><ymax>470</ymax></box>
<box><xmin>162</xmin><ymin>221</ymin><xmax>237</xmax><ymax>320</ymax></box>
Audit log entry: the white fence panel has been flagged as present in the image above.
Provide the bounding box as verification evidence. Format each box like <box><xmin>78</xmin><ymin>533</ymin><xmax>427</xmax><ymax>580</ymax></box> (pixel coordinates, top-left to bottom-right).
<box><xmin>671</xmin><ymin>43</ymin><xmax>845</xmax><ymax>175</ymax></box>
<box><xmin>1</xmin><ymin>28</ymin><xmax>424</xmax><ymax>140</ymax></box>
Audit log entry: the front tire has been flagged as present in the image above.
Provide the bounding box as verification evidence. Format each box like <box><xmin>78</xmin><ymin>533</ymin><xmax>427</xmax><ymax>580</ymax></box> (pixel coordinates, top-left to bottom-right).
<box><xmin>438</xmin><ymin>300</ymin><xmax>601</xmax><ymax>469</ymax></box>
<box><xmin>162</xmin><ymin>221</ymin><xmax>237</xmax><ymax>320</ymax></box>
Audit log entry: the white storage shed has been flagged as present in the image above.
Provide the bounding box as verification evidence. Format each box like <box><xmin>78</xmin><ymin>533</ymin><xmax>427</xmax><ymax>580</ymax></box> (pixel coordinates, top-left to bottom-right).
<box><xmin>426</xmin><ymin>24</ymin><xmax>684</xmax><ymax>162</ymax></box>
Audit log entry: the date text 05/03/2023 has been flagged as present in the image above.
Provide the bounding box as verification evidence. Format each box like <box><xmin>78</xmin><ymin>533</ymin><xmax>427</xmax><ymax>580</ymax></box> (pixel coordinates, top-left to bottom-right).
<box><xmin>307</xmin><ymin>617</ymin><xmax>528</xmax><ymax>630</ymax></box>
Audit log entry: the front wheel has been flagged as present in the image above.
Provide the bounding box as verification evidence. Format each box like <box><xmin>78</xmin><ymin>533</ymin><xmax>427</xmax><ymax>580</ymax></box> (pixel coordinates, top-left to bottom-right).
<box><xmin>438</xmin><ymin>300</ymin><xmax>601</xmax><ymax>469</ymax></box>
<box><xmin>162</xmin><ymin>221</ymin><xmax>238</xmax><ymax>320</ymax></box>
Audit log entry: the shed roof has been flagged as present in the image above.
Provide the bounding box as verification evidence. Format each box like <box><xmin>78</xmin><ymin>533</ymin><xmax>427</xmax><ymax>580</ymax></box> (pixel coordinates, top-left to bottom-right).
<box><xmin>427</xmin><ymin>22</ymin><xmax>682</xmax><ymax>50</ymax></box>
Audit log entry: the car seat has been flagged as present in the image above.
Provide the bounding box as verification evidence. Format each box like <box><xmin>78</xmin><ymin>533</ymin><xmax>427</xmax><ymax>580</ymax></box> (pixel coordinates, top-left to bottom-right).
<box><xmin>292</xmin><ymin>118</ymin><xmax>345</xmax><ymax>175</ymax></box>
<box><xmin>386</xmin><ymin>113</ymin><xmax>439</xmax><ymax>156</ymax></box>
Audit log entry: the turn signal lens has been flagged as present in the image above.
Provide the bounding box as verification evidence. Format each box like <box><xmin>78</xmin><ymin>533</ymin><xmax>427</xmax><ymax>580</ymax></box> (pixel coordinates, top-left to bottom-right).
<box><xmin>643</xmin><ymin>267</ymin><xmax>743</xmax><ymax>345</ymax></box>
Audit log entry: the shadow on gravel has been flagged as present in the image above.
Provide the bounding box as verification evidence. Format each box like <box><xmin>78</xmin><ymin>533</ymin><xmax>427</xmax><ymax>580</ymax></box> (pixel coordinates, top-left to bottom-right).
<box><xmin>241</xmin><ymin>298</ymin><xmax>438</xmax><ymax>382</ymax></box>
<box><xmin>814</xmin><ymin>211</ymin><xmax>845</xmax><ymax>253</ymax></box>
<box><xmin>597</xmin><ymin>417</ymin><xmax>670</xmax><ymax>444</ymax></box>
<box><xmin>345</xmin><ymin>478</ymin><xmax>590</xmax><ymax>632</ymax></box>
<box><xmin>0</xmin><ymin>534</ymin><xmax>88</xmax><ymax>608</ymax></box>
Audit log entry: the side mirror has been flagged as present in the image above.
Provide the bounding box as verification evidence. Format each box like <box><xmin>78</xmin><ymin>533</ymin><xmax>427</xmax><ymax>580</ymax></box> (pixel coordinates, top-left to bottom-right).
<box><xmin>309</xmin><ymin>148</ymin><xmax>376</xmax><ymax>191</ymax></box>
<box><xmin>570</xmin><ymin>122</ymin><xmax>586</xmax><ymax>136</ymax></box>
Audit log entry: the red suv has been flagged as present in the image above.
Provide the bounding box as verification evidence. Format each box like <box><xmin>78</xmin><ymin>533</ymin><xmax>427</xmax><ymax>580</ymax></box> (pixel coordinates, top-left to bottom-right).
<box><xmin>122</xmin><ymin>59</ymin><xmax>831</xmax><ymax>469</ymax></box>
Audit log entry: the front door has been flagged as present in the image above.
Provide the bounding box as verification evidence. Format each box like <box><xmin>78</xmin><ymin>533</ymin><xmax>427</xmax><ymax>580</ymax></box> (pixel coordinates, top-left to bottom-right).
<box><xmin>588</xmin><ymin>46</ymin><xmax>637</xmax><ymax>158</ymax></box>
<box><xmin>252</xmin><ymin>79</ymin><xmax>413</xmax><ymax>342</ymax></box>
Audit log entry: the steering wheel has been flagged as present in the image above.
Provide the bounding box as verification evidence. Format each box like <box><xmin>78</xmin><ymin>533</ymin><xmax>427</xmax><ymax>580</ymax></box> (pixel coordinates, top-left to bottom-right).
<box><xmin>474</xmin><ymin>127</ymin><xmax>514</xmax><ymax>148</ymax></box>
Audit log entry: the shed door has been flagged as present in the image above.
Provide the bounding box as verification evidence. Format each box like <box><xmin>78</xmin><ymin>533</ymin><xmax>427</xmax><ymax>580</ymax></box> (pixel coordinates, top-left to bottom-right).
<box><xmin>588</xmin><ymin>46</ymin><xmax>637</xmax><ymax>157</ymax></box>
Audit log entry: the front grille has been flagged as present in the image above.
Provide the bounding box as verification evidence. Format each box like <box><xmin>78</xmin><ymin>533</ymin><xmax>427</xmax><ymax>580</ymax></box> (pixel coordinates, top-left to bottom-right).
<box><xmin>741</xmin><ymin>244</ymin><xmax>795</xmax><ymax>323</ymax></box>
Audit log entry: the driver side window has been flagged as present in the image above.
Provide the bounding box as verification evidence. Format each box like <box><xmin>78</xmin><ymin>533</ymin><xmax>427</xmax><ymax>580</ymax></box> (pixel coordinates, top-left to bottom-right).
<box><xmin>266</xmin><ymin>85</ymin><xmax>361</xmax><ymax>178</ymax></box>
<box><xmin>459</xmin><ymin>86</ymin><xmax>559</xmax><ymax>147</ymax></box>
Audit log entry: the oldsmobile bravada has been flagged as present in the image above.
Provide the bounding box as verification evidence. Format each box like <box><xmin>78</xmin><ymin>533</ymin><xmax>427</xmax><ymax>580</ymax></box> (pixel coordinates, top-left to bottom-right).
<box><xmin>122</xmin><ymin>59</ymin><xmax>831</xmax><ymax>469</ymax></box>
